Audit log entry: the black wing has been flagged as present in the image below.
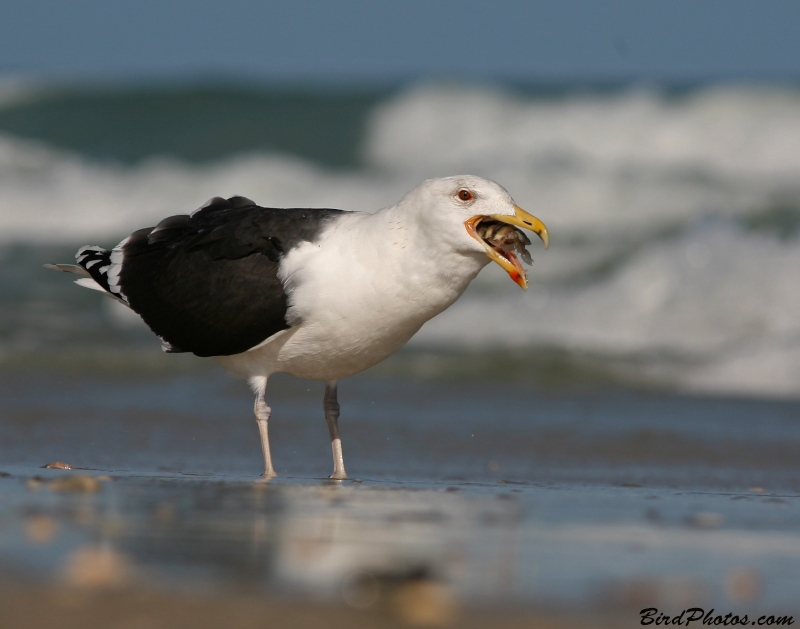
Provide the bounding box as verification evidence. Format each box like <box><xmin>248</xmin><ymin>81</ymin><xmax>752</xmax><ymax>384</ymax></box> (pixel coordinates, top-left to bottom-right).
<box><xmin>113</xmin><ymin>196</ymin><xmax>345</xmax><ymax>357</ymax></box>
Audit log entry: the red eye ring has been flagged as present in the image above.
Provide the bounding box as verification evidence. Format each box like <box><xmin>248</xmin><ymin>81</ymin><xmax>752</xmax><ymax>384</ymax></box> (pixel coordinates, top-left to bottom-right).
<box><xmin>457</xmin><ymin>189</ymin><xmax>473</xmax><ymax>202</ymax></box>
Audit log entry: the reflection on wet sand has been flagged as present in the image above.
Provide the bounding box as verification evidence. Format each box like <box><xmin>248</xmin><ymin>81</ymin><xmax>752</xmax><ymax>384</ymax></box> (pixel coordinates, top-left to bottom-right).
<box><xmin>1</xmin><ymin>373</ymin><xmax>800</xmax><ymax>626</ymax></box>
<box><xmin>2</xmin><ymin>471</ymin><xmax>800</xmax><ymax>619</ymax></box>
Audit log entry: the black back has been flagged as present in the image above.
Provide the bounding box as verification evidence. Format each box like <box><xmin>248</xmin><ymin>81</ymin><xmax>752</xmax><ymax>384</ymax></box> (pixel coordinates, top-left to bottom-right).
<box><xmin>117</xmin><ymin>196</ymin><xmax>345</xmax><ymax>357</ymax></box>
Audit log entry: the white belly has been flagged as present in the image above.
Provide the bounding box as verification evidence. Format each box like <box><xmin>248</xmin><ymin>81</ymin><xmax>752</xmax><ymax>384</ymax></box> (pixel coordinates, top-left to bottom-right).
<box><xmin>218</xmin><ymin>317</ymin><xmax>423</xmax><ymax>381</ymax></box>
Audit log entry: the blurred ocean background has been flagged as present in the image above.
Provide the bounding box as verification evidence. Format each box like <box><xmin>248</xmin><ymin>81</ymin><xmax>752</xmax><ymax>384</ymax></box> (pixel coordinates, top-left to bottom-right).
<box><xmin>4</xmin><ymin>5</ymin><xmax>800</xmax><ymax>624</ymax></box>
<box><xmin>1</xmin><ymin>79</ymin><xmax>798</xmax><ymax>397</ymax></box>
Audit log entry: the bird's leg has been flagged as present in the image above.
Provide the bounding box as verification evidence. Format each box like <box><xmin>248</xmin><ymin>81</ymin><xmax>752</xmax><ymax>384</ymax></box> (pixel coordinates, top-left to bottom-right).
<box><xmin>254</xmin><ymin>390</ymin><xmax>278</xmax><ymax>479</ymax></box>
<box><xmin>324</xmin><ymin>381</ymin><xmax>347</xmax><ymax>480</ymax></box>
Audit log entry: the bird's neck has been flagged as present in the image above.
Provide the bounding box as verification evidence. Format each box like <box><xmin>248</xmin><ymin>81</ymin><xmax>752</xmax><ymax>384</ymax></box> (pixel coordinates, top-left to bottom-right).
<box><xmin>369</xmin><ymin>205</ymin><xmax>489</xmax><ymax>312</ymax></box>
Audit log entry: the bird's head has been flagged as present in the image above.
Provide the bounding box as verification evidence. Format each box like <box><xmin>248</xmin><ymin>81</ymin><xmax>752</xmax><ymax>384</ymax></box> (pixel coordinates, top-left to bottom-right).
<box><xmin>406</xmin><ymin>176</ymin><xmax>549</xmax><ymax>289</ymax></box>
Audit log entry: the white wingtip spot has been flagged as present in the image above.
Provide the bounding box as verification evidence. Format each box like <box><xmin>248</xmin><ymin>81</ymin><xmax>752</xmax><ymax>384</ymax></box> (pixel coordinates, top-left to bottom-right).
<box><xmin>74</xmin><ymin>277</ymin><xmax>105</xmax><ymax>292</ymax></box>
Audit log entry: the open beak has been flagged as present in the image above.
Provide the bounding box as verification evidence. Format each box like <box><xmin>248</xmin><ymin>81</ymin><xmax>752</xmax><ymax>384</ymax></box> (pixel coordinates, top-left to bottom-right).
<box><xmin>465</xmin><ymin>205</ymin><xmax>549</xmax><ymax>290</ymax></box>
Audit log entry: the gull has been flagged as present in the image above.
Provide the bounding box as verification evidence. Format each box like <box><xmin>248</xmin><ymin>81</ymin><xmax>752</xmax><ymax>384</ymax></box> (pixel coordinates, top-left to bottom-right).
<box><xmin>47</xmin><ymin>175</ymin><xmax>549</xmax><ymax>479</ymax></box>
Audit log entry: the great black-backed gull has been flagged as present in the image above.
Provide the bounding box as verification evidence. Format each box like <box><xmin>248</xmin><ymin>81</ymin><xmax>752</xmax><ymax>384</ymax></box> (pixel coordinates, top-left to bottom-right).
<box><xmin>46</xmin><ymin>175</ymin><xmax>549</xmax><ymax>479</ymax></box>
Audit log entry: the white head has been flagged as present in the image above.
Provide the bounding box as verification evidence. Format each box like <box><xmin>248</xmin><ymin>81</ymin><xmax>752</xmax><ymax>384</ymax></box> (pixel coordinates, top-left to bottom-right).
<box><xmin>398</xmin><ymin>175</ymin><xmax>549</xmax><ymax>289</ymax></box>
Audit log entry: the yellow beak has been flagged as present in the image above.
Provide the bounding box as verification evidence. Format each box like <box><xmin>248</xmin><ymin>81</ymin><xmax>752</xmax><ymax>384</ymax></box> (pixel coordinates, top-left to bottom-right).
<box><xmin>465</xmin><ymin>205</ymin><xmax>549</xmax><ymax>290</ymax></box>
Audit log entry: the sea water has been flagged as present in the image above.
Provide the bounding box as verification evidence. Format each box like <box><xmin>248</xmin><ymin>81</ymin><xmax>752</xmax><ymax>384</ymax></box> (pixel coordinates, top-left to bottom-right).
<box><xmin>1</xmin><ymin>80</ymin><xmax>799</xmax><ymax>396</ymax></box>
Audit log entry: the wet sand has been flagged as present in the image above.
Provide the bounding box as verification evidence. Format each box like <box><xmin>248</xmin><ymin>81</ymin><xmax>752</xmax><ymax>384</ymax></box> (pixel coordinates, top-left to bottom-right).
<box><xmin>0</xmin><ymin>581</ymin><xmax>630</xmax><ymax>629</ymax></box>
<box><xmin>1</xmin><ymin>370</ymin><xmax>799</xmax><ymax>626</ymax></box>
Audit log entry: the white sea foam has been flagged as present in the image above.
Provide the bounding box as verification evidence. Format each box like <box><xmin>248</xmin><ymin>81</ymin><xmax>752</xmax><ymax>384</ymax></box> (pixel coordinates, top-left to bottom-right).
<box><xmin>2</xmin><ymin>84</ymin><xmax>799</xmax><ymax>396</ymax></box>
<box><xmin>0</xmin><ymin>77</ymin><xmax>40</xmax><ymax>110</ymax></box>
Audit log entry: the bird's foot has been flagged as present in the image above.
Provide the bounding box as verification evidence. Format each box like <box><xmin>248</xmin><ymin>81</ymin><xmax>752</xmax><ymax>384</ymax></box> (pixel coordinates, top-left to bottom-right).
<box><xmin>261</xmin><ymin>470</ymin><xmax>278</xmax><ymax>480</ymax></box>
<box><xmin>328</xmin><ymin>470</ymin><xmax>348</xmax><ymax>480</ymax></box>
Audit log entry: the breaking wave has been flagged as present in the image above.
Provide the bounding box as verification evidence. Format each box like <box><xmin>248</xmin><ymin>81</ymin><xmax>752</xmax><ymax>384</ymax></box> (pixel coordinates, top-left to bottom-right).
<box><xmin>1</xmin><ymin>82</ymin><xmax>800</xmax><ymax>397</ymax></box>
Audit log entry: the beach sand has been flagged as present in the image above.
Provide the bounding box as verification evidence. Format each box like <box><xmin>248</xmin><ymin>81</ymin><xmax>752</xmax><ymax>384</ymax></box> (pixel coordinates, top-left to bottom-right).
<box><xmin>0</xmin><ymin>580</ymin><xmax>630</xmax><ymax>629</ymax></box>
<box><xmin>1</xmin><ymin>369</ymin><xmax>799</xmax><ymax>627</ymax></box>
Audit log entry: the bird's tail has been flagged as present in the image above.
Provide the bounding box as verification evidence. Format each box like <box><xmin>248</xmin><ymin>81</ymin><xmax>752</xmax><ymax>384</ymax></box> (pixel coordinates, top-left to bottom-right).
<box><xmin>44</xmin><ymin>244</ymin><xmax>129</xmax><ymax>305</ymax></box>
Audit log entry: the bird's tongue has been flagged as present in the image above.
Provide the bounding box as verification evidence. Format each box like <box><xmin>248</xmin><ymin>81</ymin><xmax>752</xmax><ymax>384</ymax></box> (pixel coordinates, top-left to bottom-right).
<box><xmin>496</xmin><ymin>247</ymin><xmax>527</xmax><ymax>288</ymax></box>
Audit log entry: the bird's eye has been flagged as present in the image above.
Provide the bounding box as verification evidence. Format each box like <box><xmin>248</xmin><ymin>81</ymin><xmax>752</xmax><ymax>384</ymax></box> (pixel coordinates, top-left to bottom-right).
<box><xmin>457</xmin><ymin>189</ymin><xmax>473</xmax><ymax>202</ymax></box>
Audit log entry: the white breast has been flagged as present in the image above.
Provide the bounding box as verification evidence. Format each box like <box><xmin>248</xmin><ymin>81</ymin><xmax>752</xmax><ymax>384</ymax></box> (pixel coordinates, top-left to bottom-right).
<box><xmin>216</xmin><ymin>208</ymin><xmax>488</xmax><ymax>381</ymax></box>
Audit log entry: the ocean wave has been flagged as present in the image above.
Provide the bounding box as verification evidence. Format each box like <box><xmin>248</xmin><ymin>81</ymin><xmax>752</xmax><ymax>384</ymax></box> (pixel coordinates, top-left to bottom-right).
<box><xmin>367</xmin><ymin>84</ymin><xmax>800</xmax><ymax>178</ymax></box>
<box><xmin>1</xmin><ymin>82</ymin><xmax>799</xmax><ymax>396</ymax></box>
<box><xmin>0</xmin><ymin>77</ymin><xmax>39</xmax><ymax>110</ymax></box>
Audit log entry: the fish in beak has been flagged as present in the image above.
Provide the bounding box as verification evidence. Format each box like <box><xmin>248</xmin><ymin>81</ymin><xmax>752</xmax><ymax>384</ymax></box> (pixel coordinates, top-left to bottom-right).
<box><xmin>465</xmin><ymin>206</ymin><xmax>549</xmax><ymax>289</ymax></box>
